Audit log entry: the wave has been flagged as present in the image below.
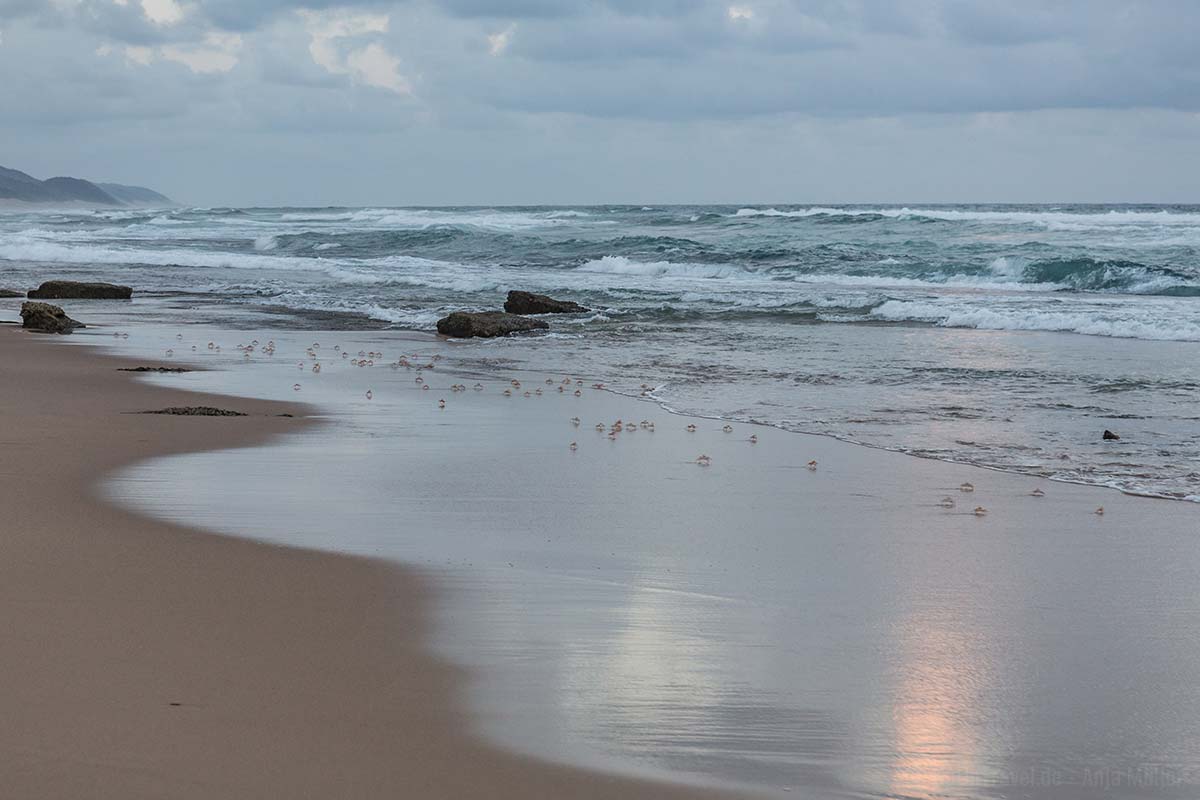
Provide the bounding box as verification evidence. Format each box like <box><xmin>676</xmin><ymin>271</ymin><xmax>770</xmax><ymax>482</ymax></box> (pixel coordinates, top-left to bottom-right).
<box><xmin>733</xmin><ymin>206</ymin><xmax>1200</xmax><ymax>227</ymax></box>
<box><xmin>544</xmin><ymin>210</ymin><xmax>594</xmax><ymax>219</ymax></box>
<box><xmin>275</xmin><ymin>207</ymin><xmax>603</xmax><ymax>231</ymax></box>
<box><xmin>868</xmin><ymin>300</ymin><xmax>1200</xmax><ymax>341</ymax></box>
<box><xmin>676</xmin><ymin>290</ymin><xmax>884</xmax><ymax>311</ymax></box>
<box><xmin>577</xmin><ymin>255</ymin><xmax>748</xmax><ymax>280</ymax></box>
<box><xmin>1016</xmin><ymin>257</ymin><xmax>1200</xmax><ymax>295</ymax></box>
<box><xmin>254</xmin><ymin>227</ymin><xmax>465</xmax><ymax>256</ymax></box>
<box><xmin>0</xmin><ymin>236</ymin><xmax>301</xmax><ymax>271</ymax></box>
<box><xmin>571</xmin><ymin>251</ymin><xmax>1200</xmax><ymax>296</ymax></box>
<box><xmin>568</xmin><ymin>252</ymin><xmax>1200</xmax><ymax>298</ymax></box>
<box><xmin>249</xmin><ymin>294</ymin><xmax>449</xmax><ymax>328</ymax></box>
<box><xmin>572</xmin><ymin>254</ymin><xmax>1062</xmax><ymax>292</ymax></box>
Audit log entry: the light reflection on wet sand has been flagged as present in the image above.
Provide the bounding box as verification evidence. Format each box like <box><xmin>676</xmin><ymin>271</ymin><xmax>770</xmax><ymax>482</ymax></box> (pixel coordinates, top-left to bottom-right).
<box><xmin>886</xmin><ymin>608</ymin><xmax>989</xmax><ymax>798</ymax></box>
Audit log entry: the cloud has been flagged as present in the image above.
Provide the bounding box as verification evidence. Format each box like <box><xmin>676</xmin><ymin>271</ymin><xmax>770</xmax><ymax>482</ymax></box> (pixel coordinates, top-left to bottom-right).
<box><xmin>345</xmin><ymin>41</ymin><xmax>410</xmax><ymax>92</ymax></box>
<box><xmin>161</xmin><ymin>31</ymin><xmax>241</xmax><ymax>73</ymax></box>
<box><xmin>140</xmin><ymin>0</ymin><xmax>185</xmax><ymax>26</ymax></box>
<box><xmin>95</xmin><ymin>20</ymin><xmax>240</xmax><ymax>72</ymax></box>
<box><xmin>301</xmin><ymin>10</ymin><xmax>389</xmax><ymax>72</ymax></box>
<box><xmin>2</xmin><ymin>0</ymin><xmax>1199</xmax><ymax>205</ymax></box>
<box><xmin>299</xmin><ymin>9</ymin><xmax>412</xmax><ymax>94</ymax></box>
<box><xmin>123</xmin><ymin>44</ymin><xmax>154</xmax><ymax>65</ymax></box>
<box><xmin>488</xmin><ymin>23</ymin><xmax>515</xmax><ymax>56</ymax></box>
<box><xmin>195</xmin><ymin>0</ymin><xmax>399</xmax><ymax>31</ymax></box>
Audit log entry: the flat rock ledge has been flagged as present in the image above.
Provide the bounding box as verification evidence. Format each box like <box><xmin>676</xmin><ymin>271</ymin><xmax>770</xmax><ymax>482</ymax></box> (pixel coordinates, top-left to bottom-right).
<box><xmin>436</xmin><ymin>311</ymin><xmax>549</xmax><ymax>338</ymax></box>
<box><xmin>504</xmin><ymin>290</ymin><xmax>589</xmax><ymax>315</ymax></box>
<box><xmin>0</xmin><ymin>288</ymin><xmax>24</xmax><ymax>298</ymax></box>
<box><xmin>20</xmin><ymin>301</ymin><xmax>84</xmax><ymax>334</ymax></box>
<box><xmin>28</xmin><ymin>280</ymin><xmax>133</xmax><ymax>300</ymax></box>
<box><xmin>118</xmin><ymin>366</ymin><xmax>193</xmax><ymax>373</ymax></box>
<box><xmin>143</xmin><ymin>406</ymin><xmax>247</xmax><ymax>417</ymax></box>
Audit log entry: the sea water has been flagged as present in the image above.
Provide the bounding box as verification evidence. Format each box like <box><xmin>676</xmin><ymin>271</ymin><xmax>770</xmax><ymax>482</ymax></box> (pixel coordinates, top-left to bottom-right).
<box><xmin>2</xmin><ymin>203</ymin><xmax>1197</xmax><ymax>499</ymax></box>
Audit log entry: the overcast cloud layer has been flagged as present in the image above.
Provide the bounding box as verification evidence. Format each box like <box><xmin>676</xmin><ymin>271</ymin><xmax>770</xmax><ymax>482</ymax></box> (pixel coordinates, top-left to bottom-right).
<box><xmin>1</xmin><ymin>0</ymin><xmax>1197</xmax><ymax>205</ymax></box>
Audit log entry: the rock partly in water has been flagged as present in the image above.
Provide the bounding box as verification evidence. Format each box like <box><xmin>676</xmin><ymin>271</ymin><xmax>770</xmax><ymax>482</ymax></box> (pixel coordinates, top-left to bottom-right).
<box><xmin>143</xmin><ymin>407</ymin><xmax>247</xmax><ymax>417</ymax></box>
<box><xmin>1103</xmin><ymin>429</ymin><xmax>1121</xmax><ymax>441</ymax></box>
<box><xmin>20</xmin><ymin>301</ymin><xmax>84</xmax><ymax>334</ymax></box>
<box><xmin>503</xmin><ymin>290</ymin><xmax>589</xmax><ymax>315</ymax></box>
<box><xmin>118</xmin><ymin>366</ymin><xmax>194</xmax><ymax>373</ymax></box>
<box><xmin>0</xmin><ymin>289</ymin><xmax>24</xmax><ymax>298</ymax></box>
<box><xmin>436</xmin><ymin>311</ymin><xmax>550</xmax><ymax>338</ymax></box>
<box><xmin>27</xmin><ymin>280</ymin><xmax>133</xmax><ymax>300</ymax></box>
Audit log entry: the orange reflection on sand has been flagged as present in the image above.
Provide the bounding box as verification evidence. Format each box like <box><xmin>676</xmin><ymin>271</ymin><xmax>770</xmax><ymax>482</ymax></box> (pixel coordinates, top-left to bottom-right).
<box><xmin>887</xmin><ymin>610</ymin><xmax>986</xmax><ymax>799</ymax></box>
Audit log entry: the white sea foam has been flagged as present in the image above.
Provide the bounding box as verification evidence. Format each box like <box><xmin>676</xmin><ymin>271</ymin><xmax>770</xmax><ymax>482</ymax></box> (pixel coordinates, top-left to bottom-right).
<box><xmin>869</xmin><ymin>299</ymin><xmax>1200</xmax><ymax>341</ymax></box>
<box><xmin>278</xmin><ymin>207</ymin><xmax>597</xmax><ymax>231</ymax></box>
<box><xmin>252</xmin><ymin>293</ymin><xmax>448</xmax><ymax>327</ymax></box>
<box><xmin>577</xmin><ymin>255</ymin><xmax>746</xmax><ymax>279</ymax></box>
<box><xmin>0</xmin><ymin>235</ymin><xmax>305</xmax><ymax>271</ymax></box>
<box><xmin>677</xmin><ymin>290</ymin><xmax>883</xmax><ymax>311</ymax></box>
<box><xmin>987</xmin><ymin>256</ymin><xmax>1026</xmax><ymax>277</ymax></box>
<box><xmin>794</xmin><ymin>272</ymin><xmax>1062</xmax><ymax>293</ymax></box>
<box><xmin>576</xmin><ymin>255</ymin><xmax>1083</xmax><ymax>293</ymax></box>
<box><xmin>544</xmin><ymin>210</ymin><xmax>593</xmax><ymax>218</ymax></box>
<box><xmin>734</xmin><ymin>206</ymin><xmax>1200</xmax><ymax>227</ymax></box>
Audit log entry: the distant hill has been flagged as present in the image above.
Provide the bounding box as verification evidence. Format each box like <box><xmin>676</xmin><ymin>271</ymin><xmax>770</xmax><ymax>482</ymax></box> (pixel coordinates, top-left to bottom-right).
<box><xmin>0</xmin><ymin>166</ymin><xmax>52</xmax><ymax>202</ymax></box>
<box><xmin>0</xmin><ymin>165</ymin><xmax>173</xmax><ymax>206</ymax></box>
<box><xmin>97</xmin><ymin>182</ymin><xmax>174</xmax><ymax>206</ymax></box>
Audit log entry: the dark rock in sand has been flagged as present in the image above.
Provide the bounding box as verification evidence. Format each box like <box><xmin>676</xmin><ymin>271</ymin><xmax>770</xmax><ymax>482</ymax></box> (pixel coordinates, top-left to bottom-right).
<box><xmin>118</xmin><ymin>366</ymin><xmax>193</xmax><ymax>373</ymax></box>
<box><xmin>27</xmin><ymin>280</ymin><xmax>133</xmax><ymax>300</ymax></box>
<box><xmin>143</xmin><ymin>406</ymin><xmax>248</xmax><ymax>417</ymax></box>
<box><xmin>503</xmin><ymin>290</ymin><xmax>589</xmax><ymax>315</ymax></box>
<box><xmin>436</xmin><ymin>311</ymin><xmax>549</xmax><ymax>338</ymax></box>
<box><xmin>20</xmin><ymin>301</ymin><xmax>84</xmax><ymax>334</ymax></box>
<box><xmin>1103</xmin><ymin>429</ymin><xmax>1121</xmax><ymax>441</ymax></box>
<box><xmin>0</xmin><ymin>289</ymin><xmax>24</xmax><ymax>298</ymax></box>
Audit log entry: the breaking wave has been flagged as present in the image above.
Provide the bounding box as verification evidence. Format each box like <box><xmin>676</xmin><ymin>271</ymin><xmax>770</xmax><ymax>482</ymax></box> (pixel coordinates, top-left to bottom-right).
<box><xmin>869</xmin><ymin>299</ymin><xmax>1200</xmax><ymax>341</ymax></box>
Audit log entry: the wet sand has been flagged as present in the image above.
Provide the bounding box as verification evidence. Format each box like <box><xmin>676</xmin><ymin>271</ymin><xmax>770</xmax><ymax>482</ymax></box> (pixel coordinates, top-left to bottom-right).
<box><xmin>0</xmin><ymin>326</ymin><xmax>741</xmax><ymax>799</ymax></box>
<box><xmin>84</xmin><ymin>322</ymin><xmax>1200</xmax><ymax>799</ymax></box>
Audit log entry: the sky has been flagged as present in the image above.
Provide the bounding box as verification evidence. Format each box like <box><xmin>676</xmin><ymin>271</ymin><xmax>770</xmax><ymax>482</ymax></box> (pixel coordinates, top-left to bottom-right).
<box><xmin>1</xmin><ymin>0</ymin><xmax>1197</xmax><ymax>206</ymax></box>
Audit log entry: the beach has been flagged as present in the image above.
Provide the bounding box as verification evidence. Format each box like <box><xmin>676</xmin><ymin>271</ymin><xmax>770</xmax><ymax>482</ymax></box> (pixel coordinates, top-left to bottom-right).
<box><xmin>5</xmin><ymin>0</ymin><xmax>1199</xmax><ymax>792</ymax></box>
<box><xmin>0</xmin><ymin>325</ymin><xmax>743</xmax><ymax>799</ymax></box>
<box><xmin>5</xmin><ymin>310</ymin><xmax>1200</xmax><ymax>798</ymax></box>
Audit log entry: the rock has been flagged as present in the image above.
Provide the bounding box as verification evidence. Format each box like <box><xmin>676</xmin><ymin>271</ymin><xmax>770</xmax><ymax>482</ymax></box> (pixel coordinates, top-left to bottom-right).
<box><xmin>504</xmin><ymin>290</ymin><xmax>589</xmax><ymax>315</ymax></box>
<box><xmin>0</xmin><ymin>289</ymin><xmax>24</xmax><ymax>298</ymax></box>
<box><xmin>1103</xmin><ymin>429</ymin><xmax>1121</xmax><ymax>441</ymax></box>
<box><xmin>27</xmin><ymin>280</ymin><xmax>133</xmax><ymax>300</ymax></box>
<box><xmin>20</xmin><ymin>301</ymin><xmax>84</xmax><ymax>334</ymax></box>
<box><xmin>118</xmin><ymin>366</ymin><xmax>193</xmax><ymax>373</ymax></box>
<box><xmin>143</xmin><ymin>407</ymin><xmax>247</xmax><ymax>417</ymax></box>
<box><xmin>436</xmin><ymin>311</ymin><xmax>549</xmax><ymax>338</ymax></box>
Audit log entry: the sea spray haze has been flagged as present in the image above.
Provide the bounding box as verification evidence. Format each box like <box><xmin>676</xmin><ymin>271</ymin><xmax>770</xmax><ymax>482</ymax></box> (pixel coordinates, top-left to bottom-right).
<box><xmin>2</xmin><ymin>203</ymin><xmax>1199</xmax><ymax>499</ymax></box>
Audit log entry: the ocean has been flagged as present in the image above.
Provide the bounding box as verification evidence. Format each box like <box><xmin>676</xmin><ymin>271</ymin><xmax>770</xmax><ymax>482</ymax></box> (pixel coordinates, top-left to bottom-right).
<box><xmin>2</xmin><ymin>203</ymin><xmax>1199</xmax><ymax>500</ymax></box>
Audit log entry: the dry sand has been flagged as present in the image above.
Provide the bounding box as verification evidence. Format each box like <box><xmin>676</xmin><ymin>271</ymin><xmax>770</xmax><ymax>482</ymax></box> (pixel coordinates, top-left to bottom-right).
<box><xmin>0</xmin><ymin>326</ymin><xmax>742</xmax><ymax>799</ymax></box>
